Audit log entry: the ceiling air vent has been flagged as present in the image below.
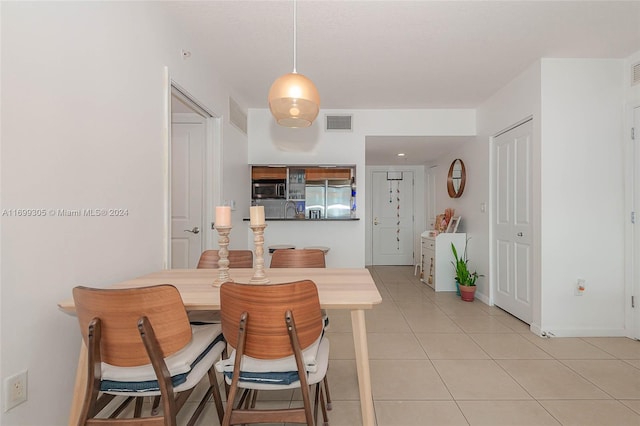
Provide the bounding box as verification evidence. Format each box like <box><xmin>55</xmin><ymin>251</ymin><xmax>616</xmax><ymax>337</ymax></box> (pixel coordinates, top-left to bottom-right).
<box><xmin>325</xmin><ymin>115</ymin><xmax>353</xmax><ymax>132</ymax></box>
<box><xmin>633</xmin><ymin>62</ymin><xmax>640</xmax><ymax>87</ymax></box>
<box><xmin>229</xmin><ymin>97</ymin><xmax>247</xmax><ymax>134</ymax></box>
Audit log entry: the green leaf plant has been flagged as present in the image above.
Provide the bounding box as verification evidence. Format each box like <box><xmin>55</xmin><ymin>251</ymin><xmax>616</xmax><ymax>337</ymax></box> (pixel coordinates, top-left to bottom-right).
<box><xmin>451</xmin><ymin>240</ymin><xmax>482</xmax><ymax>287</ymax></box>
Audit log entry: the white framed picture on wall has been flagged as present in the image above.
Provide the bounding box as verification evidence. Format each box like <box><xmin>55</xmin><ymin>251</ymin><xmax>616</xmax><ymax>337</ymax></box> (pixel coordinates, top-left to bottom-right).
<box><xmin>446</xmin><ymin>216</ymin><xmax>461</xmax><ymax>233</ymax></box>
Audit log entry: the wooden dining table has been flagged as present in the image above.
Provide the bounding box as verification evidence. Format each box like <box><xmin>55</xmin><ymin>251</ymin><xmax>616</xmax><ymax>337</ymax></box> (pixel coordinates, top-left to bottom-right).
<box><xmin>58</xmin><ymin>267</ymin><xmax>382</xmax><ymax>426</ymax></box>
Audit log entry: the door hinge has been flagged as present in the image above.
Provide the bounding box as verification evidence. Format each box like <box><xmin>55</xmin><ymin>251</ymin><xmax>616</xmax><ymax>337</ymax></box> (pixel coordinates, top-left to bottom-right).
<box><xmin>633</xmin><ymin>295</ymin><xmax>635</xmax><ymax>308</ymax></box>
<box><xmin>632</xmin><ymin>211</ymin><xmax>636</xmax><ymax>225</ymax></box>
<box><xmin>632</xmin><ymin>127</ymin><xmax>636</xmax><ymax>140</ymax></box>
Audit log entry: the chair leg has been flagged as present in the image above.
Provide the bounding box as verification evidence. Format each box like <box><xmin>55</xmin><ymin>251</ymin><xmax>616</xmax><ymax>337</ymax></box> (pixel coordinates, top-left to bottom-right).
<box><xmin>313</xmin><ymin>383</ymin><xmax>320</xmax><ymax>425</ymax></box>
<box><xmin>222</xmin><ymin>381</ymin><xmax>241</xmax><ymax>426</ymax></box>
<box><xmin>250</xmin><ymin>389</ymin><xmax>258</xmax><ymax>409</ymax></box>
<box><xmin>243</xmin><ymin>390</ymin><xmax>253</xmax><ymax>409</ymax></box>
<box><xmin>323</xmin><ymin>375</ymin><xmax>333</xmax><ymax>410</ymax></box>
<box><xmin>319</xmin><ymin>385</ymin><xmax>329</xmax><ymax>426</ymax></box>
<box><xmin>151</xmin><ymin>395</ymin><xmax>161</xmax><ymax>415</ymax></box>
<box><xmin>133</xmin><ymin>397</ymin><xmax>144</xmax><ymax>417</ymax></box>
<box><xmin>221</xmin><ymin>346</ymin><xmax>231</xmax><ymax>399</ymax></box>
<box><xmin>109</xmin><ymin>396</ymin><xmax>135</xmax><ymax>418</ymax></box>
<box><xmin>236</xmin><ymin>388</ymin><xmax>250</xmax><ymax>410</ymax></box>
<box><xmin>208</xmin><ymin>367</ymin><xmax>225</xmax><ymax>425</ymax></box>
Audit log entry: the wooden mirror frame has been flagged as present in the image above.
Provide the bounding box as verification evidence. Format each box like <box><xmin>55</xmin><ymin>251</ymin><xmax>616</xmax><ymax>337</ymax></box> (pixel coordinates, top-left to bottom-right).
<box><xmin>447</xmin><ymin>159</ymin><xmax>466</xmax><ymax>198</ymax></box>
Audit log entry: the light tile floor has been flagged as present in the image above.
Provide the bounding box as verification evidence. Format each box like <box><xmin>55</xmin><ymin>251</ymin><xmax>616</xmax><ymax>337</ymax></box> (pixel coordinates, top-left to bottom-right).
<box><xmin>165</xmin><ymin>266</ymin><xmax>640</xmax><ymax>425</ymax></box>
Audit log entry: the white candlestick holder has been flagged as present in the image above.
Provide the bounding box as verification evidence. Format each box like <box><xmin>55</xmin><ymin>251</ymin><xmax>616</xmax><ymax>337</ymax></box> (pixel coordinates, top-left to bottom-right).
<box><xmin>249</xmin><ymin>224</ymin><xmax>270</xmax><ymax>284</ymax></box>
<box><xmin>213</xmin><ymin>225</ymin><xmax>233</xmax><ymax>287</ymax></box>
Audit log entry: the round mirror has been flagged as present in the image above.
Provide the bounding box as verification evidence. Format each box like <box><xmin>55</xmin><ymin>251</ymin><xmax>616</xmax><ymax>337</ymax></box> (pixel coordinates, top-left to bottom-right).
<box><xmin>447</xmin><ymin>159</ymin><xmax>466</xmax><ymax>198</ymax></box>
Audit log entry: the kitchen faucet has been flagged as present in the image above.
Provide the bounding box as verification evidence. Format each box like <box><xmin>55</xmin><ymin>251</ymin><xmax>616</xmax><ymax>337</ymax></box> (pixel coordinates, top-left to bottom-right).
<box><xmin>284</xmin><ymin>200</ymin><xmax>296</xmax><ymax>219</ymax></box>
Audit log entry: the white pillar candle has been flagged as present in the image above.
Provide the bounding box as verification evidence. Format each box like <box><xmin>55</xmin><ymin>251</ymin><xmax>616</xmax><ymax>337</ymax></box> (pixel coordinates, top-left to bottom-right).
<box><xmin>215</xmin><ymin>206</ymin><xmax>231</xmax><ymax>227</ymax></box>
<box><xmin>250</xmin><ymin>205</ymin><xmax>265</xmax><ymax>226</ymax></box>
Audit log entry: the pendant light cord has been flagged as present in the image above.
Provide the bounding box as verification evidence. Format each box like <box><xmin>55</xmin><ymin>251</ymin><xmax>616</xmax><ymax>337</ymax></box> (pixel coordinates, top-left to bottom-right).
<box><xmin>292</xmin><ymin>0</ymin><xmax>297</xmax><ymax>74</ymax></box>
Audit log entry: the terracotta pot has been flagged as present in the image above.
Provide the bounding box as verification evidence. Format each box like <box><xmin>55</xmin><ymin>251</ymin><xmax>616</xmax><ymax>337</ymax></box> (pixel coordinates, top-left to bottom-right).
<box><xmin>458</xmin><ymin>285</ymin><xmax>476</xmax><ymax>302</ymax></box>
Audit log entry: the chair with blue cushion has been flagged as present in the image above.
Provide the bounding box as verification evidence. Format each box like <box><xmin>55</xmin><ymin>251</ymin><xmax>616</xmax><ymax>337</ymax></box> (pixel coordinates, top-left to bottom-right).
<box><xmin>269</xmin><ymin>248</ymin><xmax>333</xmax><ymax>410</ymax></box>
<box><xmin>217</xmin><ymin>280</ymin><xmax>330</xmax><ymax>425</ymax></box>
<box><xmin>72</xmin><ymin>284</ymin><xmax>226</xmax><ymax>425</ymax></box>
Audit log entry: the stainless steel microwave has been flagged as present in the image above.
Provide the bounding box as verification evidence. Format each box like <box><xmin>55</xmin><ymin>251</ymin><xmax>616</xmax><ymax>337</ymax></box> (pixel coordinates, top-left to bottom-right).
<box><xmin>252</xmin><ymin>181</ymin><xmax>286</xmax><ymax>199</ymax></box>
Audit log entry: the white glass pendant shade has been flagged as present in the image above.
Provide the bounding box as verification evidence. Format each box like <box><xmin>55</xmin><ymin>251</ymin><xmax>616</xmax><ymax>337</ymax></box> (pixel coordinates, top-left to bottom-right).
<box><xmin>268</xmin><ymin>72</ymin><xmax>320</xmax><ymax>128</ymax></box>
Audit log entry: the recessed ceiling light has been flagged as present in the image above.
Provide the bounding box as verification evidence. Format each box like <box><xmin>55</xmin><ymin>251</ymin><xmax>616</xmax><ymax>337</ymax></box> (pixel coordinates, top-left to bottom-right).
<box><xmin>397</xmin><ymin>153</ymin><xmax>406</xmax><ymax>157</ymax></box>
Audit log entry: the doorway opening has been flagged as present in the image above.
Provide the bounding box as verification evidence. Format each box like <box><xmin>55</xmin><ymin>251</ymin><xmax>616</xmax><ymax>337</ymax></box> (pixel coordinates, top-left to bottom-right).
<box><xmin>164</xmin><ymin>76</ymin><xmax>220</xmax><ymax>268</ymax></box>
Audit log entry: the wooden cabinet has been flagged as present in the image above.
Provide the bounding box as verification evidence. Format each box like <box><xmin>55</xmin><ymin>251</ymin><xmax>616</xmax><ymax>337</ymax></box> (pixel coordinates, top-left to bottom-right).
<box><xmin>305</xmin><ymin>168</ymin><xmax>351</xmax><ymax>181</ymax></box>
<box><xmin>251</xmin><ymin>166</ymin><xmax>286</xmax><ymax>180</ymax></box>
<box><xmin>252</xmin><ymin>166</ymin><xmax>352</xmax><ymax>181</ymax></box>
<box><xmin>420</xmin><ymin>232</ymin><xmax>467</xmax><ymax>291</ymax></box>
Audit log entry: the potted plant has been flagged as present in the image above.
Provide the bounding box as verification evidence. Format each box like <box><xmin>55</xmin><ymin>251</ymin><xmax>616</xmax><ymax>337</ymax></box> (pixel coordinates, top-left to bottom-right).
<box><xmin>451</xmin><ymin>241</ymin><xmax>482</xmax><ymax>302</ymax></box>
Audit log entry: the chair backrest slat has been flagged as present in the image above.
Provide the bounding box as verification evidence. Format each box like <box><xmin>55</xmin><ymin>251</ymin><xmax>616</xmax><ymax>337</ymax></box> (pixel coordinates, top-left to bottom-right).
<box><xmin>269</xmin><ymin>249</ymin><xmax>325</xmax><ymax>268</ymax></box>
<box><xmin>73</xmin><ymin>285</ymin><xmax>191</xmax><ymax>367</ymax></box>
<box><xmin>197</xmin><ymin>250</ymin><xmax>253</xmax><ymax>269</ymax></box>
<box><xmin>220</xmin><ymin>280</ymin><xmax>323</xmax><ymax>359</ymax></box>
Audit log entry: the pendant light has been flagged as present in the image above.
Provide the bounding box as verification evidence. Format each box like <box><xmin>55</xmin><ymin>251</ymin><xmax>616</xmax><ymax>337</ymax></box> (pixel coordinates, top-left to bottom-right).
<box><xmin>268</xmin><ymin>0</ymin><xmax>320</xmax><ymax>128</ymax></box>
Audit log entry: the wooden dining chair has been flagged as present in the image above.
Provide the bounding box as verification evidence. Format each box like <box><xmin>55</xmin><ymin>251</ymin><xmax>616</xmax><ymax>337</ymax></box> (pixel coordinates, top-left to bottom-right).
<box><xmin>190</xmin><ymin>249</ymin><xmax>255</xmax><ymax>324</ymax></box>
<box><xmin>269</xmin><ymin>248</ymin><xmax>326</xmax><ymax>268</ymax></box>
<box><xmin>197</xmin><ymin>249</ymin><xmax>253</xmax><ymax>269</ymax></box>
<box><xmin>268</xmin><ymin>248</ymin><xmax>333</xmax><ymax>410</ymax></box>
<box><xmin>217</xmin><ymin>280</ymin><xmax>330</xmax><ymax>426</ymax></box>
<box><xmin>72</xmin><ymin>284</ymin><xmax>226</xmax><ymax>426</ymax></box>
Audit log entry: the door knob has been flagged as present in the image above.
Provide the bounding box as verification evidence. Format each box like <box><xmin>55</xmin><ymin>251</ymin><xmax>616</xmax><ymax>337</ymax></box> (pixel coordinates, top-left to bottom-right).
<box><xmin>517</xmin><ymin>232</ymin><xmax>523</xmax><ymax>237</ymax></box>
<box><xmin>184</xmin><ymin>226</ymin><xmax>200</xmax><ymax>234</ymax></box>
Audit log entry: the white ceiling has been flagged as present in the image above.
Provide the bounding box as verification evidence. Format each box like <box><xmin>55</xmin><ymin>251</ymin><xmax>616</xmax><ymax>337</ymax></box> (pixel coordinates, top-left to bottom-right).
<box><xmin>164</xmin><ymin>1</ymin><xmax>640</xmax><ymax>165</ymax></box>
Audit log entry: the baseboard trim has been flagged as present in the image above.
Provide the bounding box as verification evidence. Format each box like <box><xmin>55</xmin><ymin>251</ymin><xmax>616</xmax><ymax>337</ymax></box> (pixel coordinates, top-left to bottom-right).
<box><xmin>536</xmin><ymin>328</ymin><xmax>628</xmax><ymax>338</ymax></box>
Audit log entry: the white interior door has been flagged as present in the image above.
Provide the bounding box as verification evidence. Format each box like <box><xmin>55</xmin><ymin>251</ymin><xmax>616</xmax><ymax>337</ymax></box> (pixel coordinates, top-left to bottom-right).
<box><xmin>372</xmin><ymin>171</ymin><xmax>414</xmax><ymax>265</ymax></box>
<box><xmin>493</xmin><ymin>119</ymin><xmax>533</xmax><ymax>324</ymax></box>
<box><xmin>171</xmin><ymin>113</ymin><xmax>205</xmax><ymax>268</ymax></box>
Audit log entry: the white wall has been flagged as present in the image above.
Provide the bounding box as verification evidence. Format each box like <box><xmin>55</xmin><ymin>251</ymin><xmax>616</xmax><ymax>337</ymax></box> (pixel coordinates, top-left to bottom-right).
<box><xmin>539</xmin><ymin>59</ymin><xmax>626</xmax><ymax>336</ymax></box>
<box><xmin>469</xmin><ymin>58</ymin><xmax>629</xmax><ymax>336</ymax></box>
<box><xmin>247</xmin><ymin>108</ymin><xmax>475</xmax><ymax>267</ymax></box>
<box><xmin>0</xmin><ymin>3</ymin><xmax>247</xmax><ymax>424</ymax></box>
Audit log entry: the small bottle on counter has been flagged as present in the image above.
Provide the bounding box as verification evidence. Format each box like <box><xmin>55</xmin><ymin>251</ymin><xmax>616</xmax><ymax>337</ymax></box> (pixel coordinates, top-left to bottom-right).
<box><xmin>350</xmin><ymin>178</ymin><xmax>357</xmax><ymax>218</ymax></box>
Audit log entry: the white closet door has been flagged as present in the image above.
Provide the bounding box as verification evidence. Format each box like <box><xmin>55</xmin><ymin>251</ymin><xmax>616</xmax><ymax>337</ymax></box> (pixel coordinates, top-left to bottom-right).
<box><xmin>493</xmin><ymin>119</ymin><xmax>533</xmax><ymax>324</ymax></box>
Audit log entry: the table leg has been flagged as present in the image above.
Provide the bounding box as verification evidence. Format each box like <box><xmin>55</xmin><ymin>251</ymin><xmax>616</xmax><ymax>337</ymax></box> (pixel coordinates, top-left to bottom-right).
<box><xmin>69</xmin><ymin>341</ymin><xmax>87</xmax><ymax>426</ymax></box>
<box><xmin>351</xmin><ymin>309</ymin><xmax>376</xmax><ymax>426</ymax></box>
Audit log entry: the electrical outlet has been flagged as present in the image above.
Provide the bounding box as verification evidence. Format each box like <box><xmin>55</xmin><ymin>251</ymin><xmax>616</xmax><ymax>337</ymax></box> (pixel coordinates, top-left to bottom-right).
<box><xmin>4</xmin><ymin>370</ymin><xmax>27</xmax><ymax>412</ymax></box>
<box><xmin>575</xmin><ymin>278</ymin><xmax>586</xmax><ymax>296</ymax></box>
